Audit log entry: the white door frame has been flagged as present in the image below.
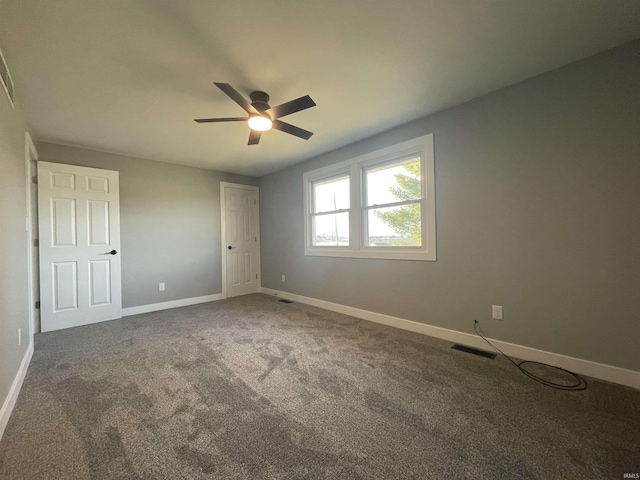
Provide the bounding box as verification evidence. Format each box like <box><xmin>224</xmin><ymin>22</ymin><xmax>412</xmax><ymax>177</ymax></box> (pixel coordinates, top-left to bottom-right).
<box><xmin>220</xmin><ymin>182</ymin><xmax>261</xmax><ymax>298</ymax></box>
<box><xmin>24</xmin><ymin>133</ymin><xmax>38</xmax><ymax>339</ymax></box>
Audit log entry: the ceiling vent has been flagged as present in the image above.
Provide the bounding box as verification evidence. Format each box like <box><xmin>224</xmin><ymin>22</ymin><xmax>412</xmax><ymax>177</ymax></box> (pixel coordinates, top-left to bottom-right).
<box><xmin>0</xmin><ymin>46</ymin><xmax>15</xmax><ymax>108</ymax></box>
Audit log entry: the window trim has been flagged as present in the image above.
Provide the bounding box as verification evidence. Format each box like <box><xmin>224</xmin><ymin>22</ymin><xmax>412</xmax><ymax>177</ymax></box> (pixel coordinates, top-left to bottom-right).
<box><xmin>303</xmin><ymin>134</ymin><xmax>436</xmax><ymax>261</ymax></box>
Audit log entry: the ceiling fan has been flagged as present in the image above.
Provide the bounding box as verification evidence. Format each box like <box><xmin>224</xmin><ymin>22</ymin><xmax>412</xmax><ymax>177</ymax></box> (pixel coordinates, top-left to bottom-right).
<box><xmin>194</xmin><ymin>82</ymin><xmax>316</xmax><ymax>145</ymax></box>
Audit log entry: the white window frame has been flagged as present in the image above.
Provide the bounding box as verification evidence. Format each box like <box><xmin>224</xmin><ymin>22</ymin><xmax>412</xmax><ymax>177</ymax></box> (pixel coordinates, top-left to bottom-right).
<box><xmin>308</xmin><ymin>171</ymin><xmax>351</xmax><ymax>247</ymax></box>
<box><xmin>303</xmin><ymin>133</ymin><xmax>436</xmax><ymax>261</ymax></box>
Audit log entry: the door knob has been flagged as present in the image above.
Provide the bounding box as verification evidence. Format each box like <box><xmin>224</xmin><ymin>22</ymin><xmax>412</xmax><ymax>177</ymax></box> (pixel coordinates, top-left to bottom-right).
<box><xmin>228</xmin><ymin>246</ymin><xmax>236</xmax><ymax>250</ymax></box>
<box><xmin>101</xmin><ymin>249</ymin><xmax>118</xmax><ymax>255</ymax></box>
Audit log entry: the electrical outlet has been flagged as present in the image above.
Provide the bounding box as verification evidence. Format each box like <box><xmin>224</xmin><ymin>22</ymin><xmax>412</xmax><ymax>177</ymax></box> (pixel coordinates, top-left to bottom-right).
<box><xmin>281</xmin><ymin>275</ymin><xmax>286</xmax><ymax>282</ymax></box>
<box><xmin>159</xmin><ymin>282</ymin><xmax>165</xmax><ymax>292</ymax></box>
<box><xmin>18</xmin><ymin>327</ymin><xmax>21</xmax><ymax>346</ymax></box>
<box><xmin>492</xmin><ymin>305</ymin><xmax>503</xmax><ymax>320</ymax></box>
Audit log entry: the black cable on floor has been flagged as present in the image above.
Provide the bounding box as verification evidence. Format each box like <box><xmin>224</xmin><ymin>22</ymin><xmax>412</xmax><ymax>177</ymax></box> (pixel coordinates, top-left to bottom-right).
<box><xmin>473</xmin><ymin>320</ymin><xmax>587</xmax><ymax>391</ymax></box>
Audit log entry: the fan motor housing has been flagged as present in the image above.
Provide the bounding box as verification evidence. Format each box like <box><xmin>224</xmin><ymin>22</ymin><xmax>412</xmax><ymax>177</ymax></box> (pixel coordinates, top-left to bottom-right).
<box><xmin>250</xmin><ymin>91</ymin><xmax>270</xmax><ymax>112</ymax></box>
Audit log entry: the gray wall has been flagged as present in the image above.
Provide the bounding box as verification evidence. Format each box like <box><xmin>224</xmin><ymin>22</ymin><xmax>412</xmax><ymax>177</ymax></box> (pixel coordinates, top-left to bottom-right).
<box><xmin>0</xmin><ymin>86</ymin><xmax>31</xmax><ymax>410</ymax></box>
<box><xmin>259</xmin><ymin>40</ymin><xmax>640</xmax><ymax>371</ymax></box>
<box><xmin>37</xmin><ymin>143</ymin><xmax>257</xmax><ymax>310</ymax></box>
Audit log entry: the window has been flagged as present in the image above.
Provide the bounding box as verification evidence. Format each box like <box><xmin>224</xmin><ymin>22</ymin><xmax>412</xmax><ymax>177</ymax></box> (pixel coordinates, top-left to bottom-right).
<box><xmin>310</xmin><ymin>175</ymin><xmax>350</xmax><ymax>246</ymax></box>
<box><xmin>364</xmin><ymin>155</ymin><xmax>422</xmax><ymax>248</ymax></box>
<box><xmin>304</xmin><ymin>134</ymin><xmax>435</xmax><ymax>261</ymax></box>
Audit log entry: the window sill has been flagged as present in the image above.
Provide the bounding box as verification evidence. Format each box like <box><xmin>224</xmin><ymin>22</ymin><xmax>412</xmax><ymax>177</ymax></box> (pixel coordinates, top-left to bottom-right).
<box><xmin>304</xmin><ymin>248</ymin><xmax>436</xmax><ymax>261</ymax></box>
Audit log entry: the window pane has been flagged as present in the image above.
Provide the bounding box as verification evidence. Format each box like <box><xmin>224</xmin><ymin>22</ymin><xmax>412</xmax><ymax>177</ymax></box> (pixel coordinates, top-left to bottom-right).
<box><xmin>366</xmin><ymin>157</ymin><xmax>421</xmax><ymax>206</ymax></box>
<box><xmin>313</xmin><ymin>176</ymin><xmax>349</xmax><ymax>213</ymax></box>
<box><xmin>367</xmin><ymin>204</ymin><xmax>421</xmax><ymax>247</ymax></box>
<box><xmin>312</xmin><ymin>212</ymin><xmax>349</xmax><ymax>246</ymax></box>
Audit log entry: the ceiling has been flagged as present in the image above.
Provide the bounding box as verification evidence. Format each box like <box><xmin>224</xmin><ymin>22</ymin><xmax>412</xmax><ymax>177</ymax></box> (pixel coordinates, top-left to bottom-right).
<box><xmin>1</xmin><ymin>1</ymin><xmax>640</xmax><ymax>177</ymax></box>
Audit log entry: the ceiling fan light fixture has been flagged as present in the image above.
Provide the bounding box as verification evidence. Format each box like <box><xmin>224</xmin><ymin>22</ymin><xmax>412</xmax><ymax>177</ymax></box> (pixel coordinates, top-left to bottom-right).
<box><xmin>248</xmin><ymin>115</ymin><xmax>272</xmax><ymax>132</ymax></box>
<box><xmin>194</xmin><ymin>83</ymin><xmax>315</xmax><ymax>144</ymax></box>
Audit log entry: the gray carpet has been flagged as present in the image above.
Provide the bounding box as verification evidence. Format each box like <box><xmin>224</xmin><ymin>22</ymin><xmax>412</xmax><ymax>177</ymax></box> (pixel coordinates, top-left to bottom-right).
<box><xmin>1</xmin><ymin>294</ymin><xmax>638</xmax><ymax>479</ymax></box>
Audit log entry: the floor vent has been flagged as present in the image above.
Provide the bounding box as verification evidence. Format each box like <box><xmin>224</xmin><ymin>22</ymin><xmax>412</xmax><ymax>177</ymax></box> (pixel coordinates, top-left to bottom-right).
<box><xmin>452</xmin><ymin>344</ymin><xmax>496</xmax><ymax>359</ymax></box>
<box><xmin>278</xmin><ymin>299</ymin><xmax>293</xmax><ymax>304</ymax></box>
<box><xmin>0</xmin><ymin>46</ymin><xmax>15</xmax><ymax>107</ymax></box>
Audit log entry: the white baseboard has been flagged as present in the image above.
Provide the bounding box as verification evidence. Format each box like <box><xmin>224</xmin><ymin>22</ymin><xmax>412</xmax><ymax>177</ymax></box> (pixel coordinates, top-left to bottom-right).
<box><xmin>262</xmin><ymin>287</ymin><xmax>640</xmax><ymax>390</ymax></box>
<box><xmin>0</xmin><ymin>342</ymin><xmax>34</xmax><ymax>441</ymax></box>
<box><xmin>122</xmin><ymin>293</ymin><xmax>225</xmax><ymax>317</ymax></box>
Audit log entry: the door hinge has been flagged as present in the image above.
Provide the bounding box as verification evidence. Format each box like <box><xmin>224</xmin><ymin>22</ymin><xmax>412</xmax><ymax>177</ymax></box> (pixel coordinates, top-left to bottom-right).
<box><xmin>32</xmin><ymin>175</ymin><xmax>38</xmax><ymax>184</ymax></box>
<box><xmin>256</xmin><ymin>273</ymin><xmax>258</xmax><ymax>279</ymax></box>
<box><xmin>33</xmin><ymin>238</ymin><xmax>39</xmax><ymax>247</ymax></box>
<box><xmin>254</xmin><ymin>199</ymin><xmax>256</xmax><ymax>205</ymax></box>
<box><xmin>35</xmin><ymin>301</ymin><xmax>40</xmax><ymax>309</ymax></box>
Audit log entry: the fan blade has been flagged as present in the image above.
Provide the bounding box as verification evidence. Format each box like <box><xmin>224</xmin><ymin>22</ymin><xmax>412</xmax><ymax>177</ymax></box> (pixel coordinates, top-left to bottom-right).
<box><xmin>248</xmin><ymin>130</ymin><xmax>261</xmax><ymax>145</ymax></box>
<box><xmin>214</xmin><ymin>82</ymin><xmax>258</xmax><ymax>114</ymax></box>
<box><xmin>194</xmin><ymin>117</ymin><xmax>248</xmax><ymax>123</ymax></box>
<box><xmin>266</xmin><ymin>95</ymin><xmax>316</xmax><ymax>119</ymax></box>
<box><xmin>272</xmin><ymin>120</ymin><xmax>314</xmax><ymax>140</ymax></box>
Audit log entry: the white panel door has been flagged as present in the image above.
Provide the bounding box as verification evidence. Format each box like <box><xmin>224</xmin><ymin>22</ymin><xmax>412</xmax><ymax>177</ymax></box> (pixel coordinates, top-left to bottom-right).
<box><xmin>223</xmin><ymin>185</ymin><xmax>260</xmax><ymax>297</ymax></box>
<box><xmin>38</xmin><ymin>161</ymin><xmax>122</xmax><ymax>332</ymax></box>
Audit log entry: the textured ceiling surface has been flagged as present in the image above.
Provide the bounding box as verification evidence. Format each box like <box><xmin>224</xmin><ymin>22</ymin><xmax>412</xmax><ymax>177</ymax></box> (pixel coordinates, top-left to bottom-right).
<box><xmin>1</xmin><ymin>0</ymin><xmax>640</xmax><ymax>176</ymax></box>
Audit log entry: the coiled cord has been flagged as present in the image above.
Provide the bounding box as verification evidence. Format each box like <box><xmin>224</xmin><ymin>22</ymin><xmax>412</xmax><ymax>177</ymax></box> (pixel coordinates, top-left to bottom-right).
<box><xmin>474</xmin><ymin>320</ymin><xmax>587</xmax><ymax>391</ymax></box>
